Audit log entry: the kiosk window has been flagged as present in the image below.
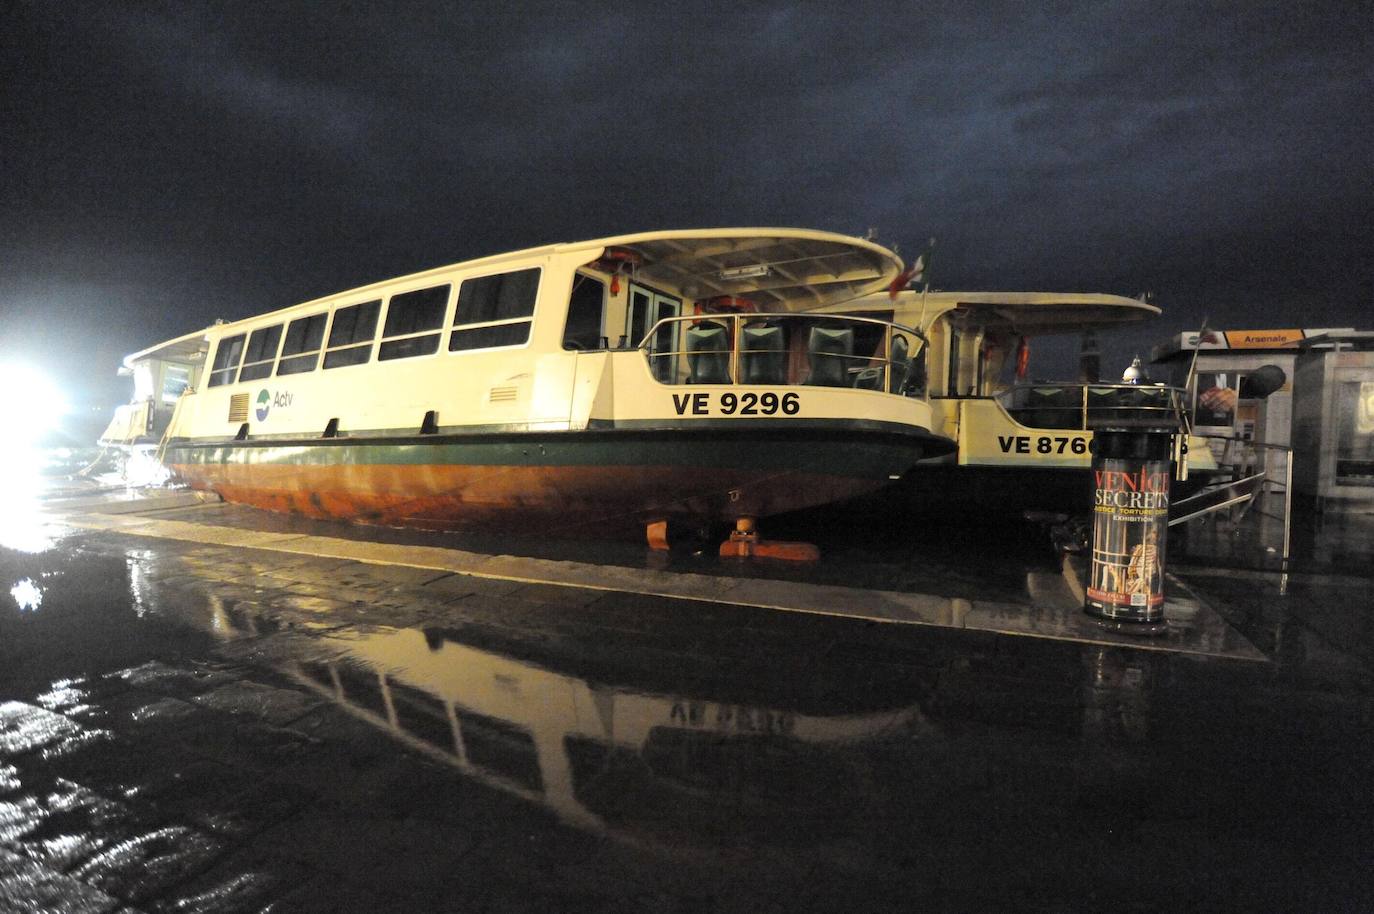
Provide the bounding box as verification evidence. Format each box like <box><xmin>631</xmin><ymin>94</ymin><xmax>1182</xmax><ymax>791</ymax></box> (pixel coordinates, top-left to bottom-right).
<box><xmin>450</xmin><ymin>268</ymin><xmax>540</xmax><ymax>351</ymax></box>
<box><xmin>1335</xmin><ymin>381</ymin><xmax>1374</xmax><ymax>485</ymax></box>
<box><xmin>1194</xmin><ymin>371</ymin><xmax>1239</xmax><ymax>427</ymax></box>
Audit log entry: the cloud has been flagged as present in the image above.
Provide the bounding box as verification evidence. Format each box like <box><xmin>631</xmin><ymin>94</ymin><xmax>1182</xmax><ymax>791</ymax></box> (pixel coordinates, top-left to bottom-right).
<box><xmin>2</xmin><ymin>0</ymin><xmax>1370</xmax><ymax>400</ymax></box>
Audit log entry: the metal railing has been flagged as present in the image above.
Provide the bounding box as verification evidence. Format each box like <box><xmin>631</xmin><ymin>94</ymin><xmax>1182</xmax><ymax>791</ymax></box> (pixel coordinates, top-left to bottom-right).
<box><xmin>638</xmin><ymin>312</ymin><xmax>928</xmax><ymax>395</ymax></box>
<box><xmin>996</xmin><ymin>382</ymin><xmax>1189</xmax><ymax>431</ymax></box>
<box><xmin>1169</xmin><ymin>434</ymin><xmax>1294</xmax><ymax>568</ymax></box>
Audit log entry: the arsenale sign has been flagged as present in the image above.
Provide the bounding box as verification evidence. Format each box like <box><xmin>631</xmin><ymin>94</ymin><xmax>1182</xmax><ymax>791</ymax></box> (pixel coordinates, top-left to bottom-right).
<box><xmin>1086</xmin><ymin>439</ymin><xmax>1171</xmax><ymax>622</ymax></box>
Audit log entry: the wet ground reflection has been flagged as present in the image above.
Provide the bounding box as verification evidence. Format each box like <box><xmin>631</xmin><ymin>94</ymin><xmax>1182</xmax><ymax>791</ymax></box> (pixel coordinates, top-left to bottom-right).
<box><xmin>1</xmin><ymin>514</ymin><xmax>1372</xmax><ymax>910</ymax></box>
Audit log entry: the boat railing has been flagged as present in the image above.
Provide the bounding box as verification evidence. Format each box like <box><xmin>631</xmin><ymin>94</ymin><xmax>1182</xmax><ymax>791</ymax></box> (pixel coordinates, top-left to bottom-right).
<box><xmin>996</xmin><ymin>382</ymin><xmax>1188</xmax><ymax>431</ymax></box>
<box><xmin>638</xmin><ymin>313</ymin><xmax>928</xmax><ymax>395</ymax></box>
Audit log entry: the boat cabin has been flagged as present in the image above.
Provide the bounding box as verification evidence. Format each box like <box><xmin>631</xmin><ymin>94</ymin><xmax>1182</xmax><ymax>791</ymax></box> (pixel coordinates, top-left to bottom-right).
<box><xmin>98</xmin><ymin>329</ymin><xmax>208</xmax><ymax>447</ymax></box>
<box><xmin>816</xmin><ymin>291</ymin><xmax>1210</xmax><ymax>476</ymax></box>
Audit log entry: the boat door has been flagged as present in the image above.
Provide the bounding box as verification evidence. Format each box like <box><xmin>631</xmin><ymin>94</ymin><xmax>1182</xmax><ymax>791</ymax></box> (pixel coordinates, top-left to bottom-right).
<box><xmin>628</xmin><ymin>284</ymin><xmax>680</xmax><ymax>382</ymax></box>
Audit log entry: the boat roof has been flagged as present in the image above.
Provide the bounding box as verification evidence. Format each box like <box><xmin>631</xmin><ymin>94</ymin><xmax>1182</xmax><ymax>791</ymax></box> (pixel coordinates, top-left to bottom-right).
<box><xmin>122</xmin><ymin>325</ymin><xmax>214</xmax><ymax>369</ymax></box>
<box><xmin>124</xmin><ymin>228</ymin><xmax>903</xmax><ymax>360</ymax></box>
<box><xmin>562</xmin><ymin>228</ymin><xmax>902</xmax><ymax>311</ymax></box>
<box><xmin>871</xmin><ymin>290</ymin><xmax>1160</xmax><ymax>333</ymax></box>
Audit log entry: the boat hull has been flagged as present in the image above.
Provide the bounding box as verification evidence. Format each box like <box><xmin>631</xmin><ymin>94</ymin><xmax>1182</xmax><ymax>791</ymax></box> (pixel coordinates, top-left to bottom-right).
<box><xmin>862</xmin><ymin>462</ymin><xmax>1219</xmax><ymax>521</ymax></box>
<box><xmin>165</xmin><ymin>425</ymin><xmax>948</xmax><ymax>533</ymax></box>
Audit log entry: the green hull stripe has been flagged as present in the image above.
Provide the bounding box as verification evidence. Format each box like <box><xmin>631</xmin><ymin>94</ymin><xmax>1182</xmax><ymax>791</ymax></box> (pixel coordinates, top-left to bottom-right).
<box><xmin>165</xmin><ymin>427</ymin><xmax>944</xmax><ymax>479</ymax></box>
<box><xmin>173</xmin><ymin>416</ymin><xmax>935</xmax><ymax>445</ymax></box>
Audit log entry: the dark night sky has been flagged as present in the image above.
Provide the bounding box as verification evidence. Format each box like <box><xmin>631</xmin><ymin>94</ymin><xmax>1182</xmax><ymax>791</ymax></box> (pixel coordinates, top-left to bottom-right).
<box><xmin>3</xmin><ymin>1</ymin><xmax>1372</xmax><ymax>422</ymax></box>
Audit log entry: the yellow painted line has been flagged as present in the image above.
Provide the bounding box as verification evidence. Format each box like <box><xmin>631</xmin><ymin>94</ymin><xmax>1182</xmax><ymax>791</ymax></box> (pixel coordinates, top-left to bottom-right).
<box><xmin>59</xmin><ymin>510</ymin><xmax>1267</xmax><ymax>661</ymax></box>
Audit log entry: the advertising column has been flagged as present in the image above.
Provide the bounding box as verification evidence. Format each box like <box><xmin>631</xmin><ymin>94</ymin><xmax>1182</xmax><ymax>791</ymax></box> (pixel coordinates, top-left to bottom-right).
<box><xmin>1085</xmin><ymin>428</ymin><xmax>1173</xmax><ymax>633</ymax></box>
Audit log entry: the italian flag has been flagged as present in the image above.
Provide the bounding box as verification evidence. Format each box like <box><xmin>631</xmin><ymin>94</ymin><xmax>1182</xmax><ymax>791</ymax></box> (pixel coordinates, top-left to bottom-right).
<box><xmin>888</xmin><ymin>247</ymin><xmax>932</xmax><ymax>299</ymax></box>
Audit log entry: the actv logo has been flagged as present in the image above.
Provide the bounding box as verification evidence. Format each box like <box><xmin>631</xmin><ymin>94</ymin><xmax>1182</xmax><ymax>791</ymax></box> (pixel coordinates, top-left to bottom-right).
<box><xmin>255</xmin><ymin>390</ymin><xmax>271</xmax><ymax>421</ymax></box>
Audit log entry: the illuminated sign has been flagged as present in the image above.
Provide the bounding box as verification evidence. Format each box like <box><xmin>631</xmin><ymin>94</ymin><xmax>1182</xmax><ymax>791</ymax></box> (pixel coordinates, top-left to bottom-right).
<box><xmin>1224</xmin><ymin>329</ymin><xmax>1304</xmax><ymax>349</ymax></box>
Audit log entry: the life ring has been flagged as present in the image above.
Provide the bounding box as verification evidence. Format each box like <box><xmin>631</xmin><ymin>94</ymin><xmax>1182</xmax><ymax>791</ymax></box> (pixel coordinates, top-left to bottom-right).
<box><xmin>596</xmin><ymin>246</ymin><xmax>643</xmax><ymax>271</ymax></box>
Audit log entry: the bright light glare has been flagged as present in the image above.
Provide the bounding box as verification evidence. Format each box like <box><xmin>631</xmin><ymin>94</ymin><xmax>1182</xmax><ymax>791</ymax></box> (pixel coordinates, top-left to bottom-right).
<box><xmin>0</xmin><ymin>362</ymin><xmax>69</xmax><ymax>443</ymax></box>
<box><xmin>0</xmin><ymin>363</ymin><xmax>67</xmax><ymax>552</ymax></box>
<box><xmin>11</xmin><ymin>578</ymin><xmax>43</xmax><ymax>612</ymax></box>
<box><xmin>125</xmin><ymin>449</ymin><xmax>171</xmax><ymax>487</ymax></box>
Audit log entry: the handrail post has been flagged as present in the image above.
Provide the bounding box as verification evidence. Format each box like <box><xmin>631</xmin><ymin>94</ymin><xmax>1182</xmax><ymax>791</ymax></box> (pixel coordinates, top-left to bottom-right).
<box><xmin>884</xmin><ymin>323</ymin><xmax>893</xmax><ymax>392</ymax></box>
<box><xmin>1282</xmin><ymin>445</ymin><xmax>1293</xmax><ymax>572</ymax></box>
<box><xmin>730</xmin><ymin>314</ymin><xmax>741</xmax><ymax>384</ymax></box>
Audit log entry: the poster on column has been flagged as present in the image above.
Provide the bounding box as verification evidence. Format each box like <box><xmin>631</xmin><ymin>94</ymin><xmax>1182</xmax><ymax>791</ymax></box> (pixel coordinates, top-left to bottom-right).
<box><xmin>1086</xmin><ymin>456</ymin><xmax>1170</xmax><ymax>621</ymax></box>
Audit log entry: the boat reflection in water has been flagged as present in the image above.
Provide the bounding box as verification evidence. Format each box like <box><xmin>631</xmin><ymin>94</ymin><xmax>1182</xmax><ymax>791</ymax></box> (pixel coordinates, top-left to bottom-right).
<box><xmin>206</xmin><ymin>599</ymin><xmax>932</xmax><ymax>843</ymax></box>
<box><xmin>195</xmin><ymin>593</ymin><xmax>1172</xmax><ymax>854</ymax></box>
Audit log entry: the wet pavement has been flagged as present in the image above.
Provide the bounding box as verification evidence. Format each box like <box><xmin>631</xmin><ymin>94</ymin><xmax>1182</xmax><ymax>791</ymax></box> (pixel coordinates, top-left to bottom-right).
<box><xmin>2</xmin><ymin>471</ymin><xmax>1372</xmax><ymax>911</ymax></box>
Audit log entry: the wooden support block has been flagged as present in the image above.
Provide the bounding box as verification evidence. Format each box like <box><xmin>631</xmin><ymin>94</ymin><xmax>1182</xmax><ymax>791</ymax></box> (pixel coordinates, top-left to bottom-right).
<box><xmin>646</xmin><ymin>519</ymin><xmax>670</xmax><ymax>552</ymax></box>
<box><xmin>718</xmin><ymin>516</ymin><xmax>819</xmax><ymax>562</ymax></box>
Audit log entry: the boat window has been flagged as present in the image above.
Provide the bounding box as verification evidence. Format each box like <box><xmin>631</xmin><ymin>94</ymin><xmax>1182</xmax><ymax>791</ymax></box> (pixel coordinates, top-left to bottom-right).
<box><xmin>455</xmin><ymin>709</ymin><xmax>544</xmax><ymax>793</ymax></box>
<box><xmin>237</xmin><ymin>324</ymin><xmax>283</xmax><ymax>382</ymax></box>
<box><xmin>562</xmin><ymin>274</ymin><xmax>605</xmax><ymax>350</ymax></box>
<box><xmin>379</xmin><ymin>284</ymin><xmax>450</xmax><ymax>361</ymax></box>
<box><xmin>627</xmin><ymin>285</ymin><xmax>680</xmax><ymax>381</ymax></box>
<box><xmin>947</xmin><ymin>326</ymin><xmax>963</xmax><ymax>396</ymax></box>
<box><xmin>207</xmin><ymin>334</ymin><xmax>246</xmax><ymax>387</ymax></box>
<box><xmin>161</xmin><ymin>364</ymin><xmax>192</xmax><ymax>402</ymax></box>
<box><xmin>323</xmin><ymin>299</ymin><xmax>381</xmax><ymax>369</ymax></box>
<box><xmin>450</xmin><ymin>268</ymin><xmax>540</xmax><ymax>352</ymax></box>
<box><xmin>277</xmin><ymin>312</ymin><xmax>328</xmax><ymax>376</ymax></box>
<box><xmin>386</xmin><ymin>681</ymin><xmax>455</xmax><ymax>755</ymax></box>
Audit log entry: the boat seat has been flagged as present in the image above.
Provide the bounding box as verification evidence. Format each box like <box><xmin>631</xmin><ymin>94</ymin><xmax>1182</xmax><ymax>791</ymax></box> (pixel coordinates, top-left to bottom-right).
<box><xmin>1085</xmin><ymin>386</ymin><xmax>1123</xmax><ymax>426</ymax></box>
<box><xmin>740</xmin><ymin>324</ymin><xmax>787</xmax><ymax>385</ymax></box>
<box><xmin>686</xmin><ymin>323</ymin><xmax>731</xmax><ymax>384</ymax></box>
<box><xmin>1015</xmin><ymin>386</ymin><xmax>1080</xmax><ymax>429</ymax></box>
<box><xmin>853</xmin><ymin>368</ymin><xmax>882</xmax><ymax>390</ymax></box>
<box><xmin>805</xmin><ymin>326</ymin><xmax>853</xmax><ymax>387</ymax></box>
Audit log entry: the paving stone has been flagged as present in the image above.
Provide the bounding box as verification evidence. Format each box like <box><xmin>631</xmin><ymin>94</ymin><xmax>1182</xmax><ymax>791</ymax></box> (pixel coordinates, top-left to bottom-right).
<box><xmin>111</xmin><ymin>663</ymin><xmax>242</xmax><ymax>699</ymax></box>
<box><xmin>266</xmin><ymin>874</ymin><xmax>421</xmax><ymax>914</ymax></box>
<box><xmin>0</xmin><ymin>702</ymin><xmax>84</xmax><ymax>759</ymax></box>
<box><xmin>71</xmin><ymin>825</ymin><xmax>224</xmax><ymax>904</ymax></box>
<box><xmin>0</xmin><ymin>846</ymin><xmax>121</xmax><ymax>913</ymax></box>
<box><xmin>277</xmin><ymin>706</ymin><xmax>396</xmax><ymax>761</ymax></box>
<box><xmin>10</xmin><ymin>791</ymin><xmax>147</xmax><ymax>874</ymax></box>
<box><xmin>0</xmin><ymin>763</ymin><xmax>19</xmax><ymax>794</ymax></box>
<box><xmin>190</xmin><ymin>681</ymin><xmax>322</xmax><ymax>727</ymax></box>
<box><xmin>0</xmin><ymin>794</ymin><xmax>46</xmax><ymax>842</ymax></box>
<box><xmin>33</xmin><ymin>735</ymin><xmax>206</xmax><ymax>805</ymax></box>
<box><xmin>504</xmin><ymin>582</ymin><xmax>608</xmax><ymax>609</ymax></box>
<box><xmin>123</xmin><ymin>758</ymin><xmax>260</xmax><ymax>825</ymax></box>
<box><xmin>33</xmin><ymin>677</ymin><xmax>117</xmax><ymax>720</ymax></box>
<box><xmin>170</xmin><ymin>718</ymin><xmax>318</xmax><ymax>774</ymax></box>
<box><xmin>188</xmin><ymin>777</ymin><xmax>316</xmax><ymax>839</ymax></box>
<box><xmin>252</xmin><ymin>809</ymin><xmax>480</xmax><ymax>885</ymax></box>
<box><xmin>145</xmin><ymin>858</ymin><xmax>310</xmax><ymax>914</ymax></box>
<box><xmin>125</xmin><ymin>697</ymin><xmax>203</xmax><ymax>728</ymax></box>
<box><xmin>267</xmin><ymin>593</ymin><xmax>357</xmax><ymax>615</ymax></box>
<box><xmin>423</xmin><ymin>573</ymin><xmax>525</xmax><ymax>600</ymax></box>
